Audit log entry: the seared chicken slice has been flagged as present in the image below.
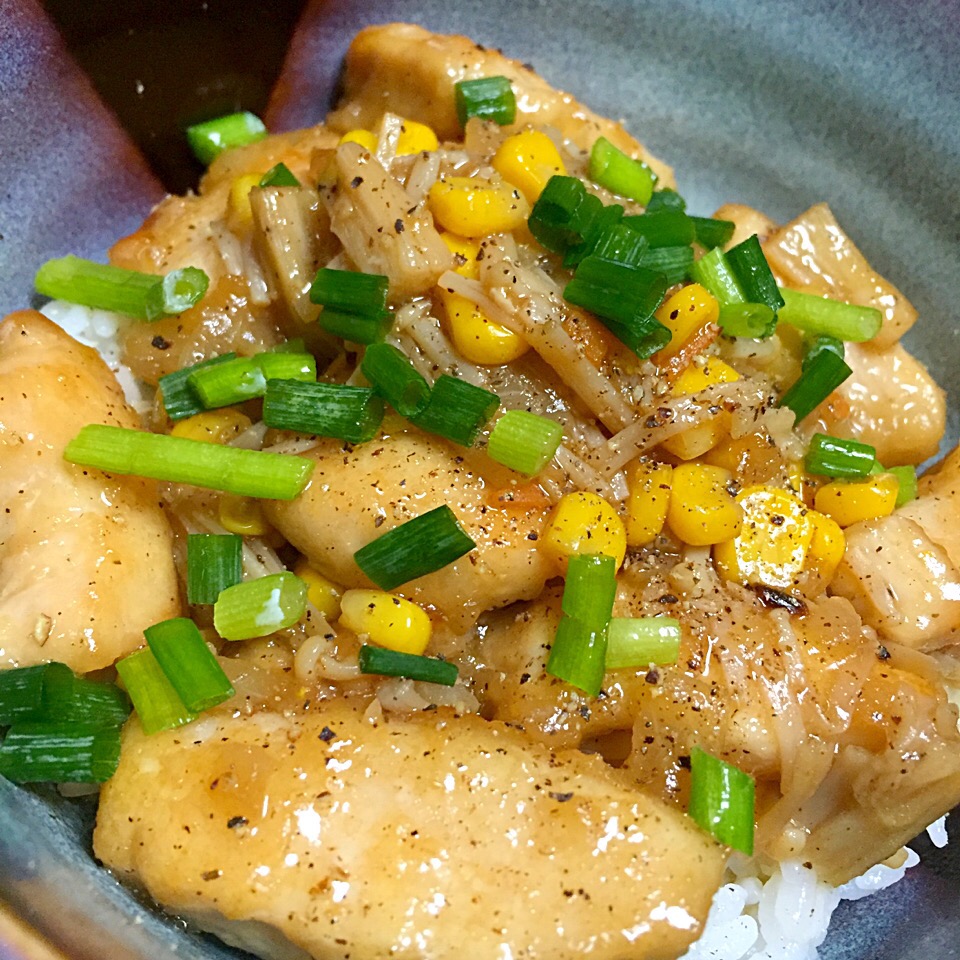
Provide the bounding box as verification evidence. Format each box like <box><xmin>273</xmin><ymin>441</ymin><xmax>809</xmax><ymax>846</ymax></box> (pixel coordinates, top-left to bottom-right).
<box><xmin>327</xmin><ymin>23</ymin><xmax>674</xmax><ymax>186</ymax></box>
<box><xmin>0</xmin><ymin>311</ymin><xmax>179</xmax><ymax>671</ymax></box>
<box><xmin>95</xmin><ymin>700</ymin><xmax>724</xmax><ymax>960</ymax></box>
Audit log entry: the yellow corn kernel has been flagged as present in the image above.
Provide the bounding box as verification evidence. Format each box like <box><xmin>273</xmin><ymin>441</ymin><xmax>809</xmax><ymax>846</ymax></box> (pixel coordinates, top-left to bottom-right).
<box><xmin>338</xmin><ymin>589</ymin><xmax>432</xmax><ymax>656</ymax></box>
<box><xmin>338</xmin><ymin>129</ymin><xmax>378</xmax><ymax>152</ymax></box>
<box><xmin>439</xmin><ymin>290</ymin><xmax>528</xmax><ymax>365</ymax></box>
<box><xmin>439</xmin><ymin>233</ymin><xmax>481</xmax><ymax>280</ymax></box>
<box><xmin>655</xmin><ymin>283</ymin><xmax>720</xmax><ymax>359</ymax></box>
<box><xmin>491</xmin><ymin>130</ymin><xmax>567</xmax><ymax>202</ymax></box>
<box><xmin>293</xmin><ymin>559</ymin><xmax>343</xmax><ymax>620</ymax></box>
<box><xmin>170</xmin><ymin>409</ymin><xmax>253</xmax><ymax>445</ymax></box>
<box><xmin>661</xmin><ymin>421</ymin><xmax>728</xmax><ymax>461</ymax></box>
<box><xmin>625</xmin><ymin>461</ymin><xmax>672</xmax><ymax>547</ymax></box>
<box><xmin>814</xmin><ymin>473</ymin><xmax>899</xmax><ymax>527</ymax></box>
<box><xmin>396</xmin><ymin>119</ymin><xmax>439</xmax><ymax>156</ymax></box>
<box><xmin>671</xmin><ymin>358</ymin><xmax>740</xmax><ymax>397</ymax></box>
<box><xmin>228</xmin><ymin>172</ymin><xmax>263</xmax><ymax>229</ymax></box>
<box><xmin>218</xmin><ymin>495</ymin><xmax>271</xmax><ymax>537</ymax></box>
<box><xmin>428</xmin><ymin>176</ymin><xmax>531</xmax><ymax>238</ymax></box>
<box><xmin>713</xmin><ymin>485</ymin><xmax>815</xmax><ymax>589</ymax></box>
<box><xmin>541</xmin><ymin>491</ymin><xmax>627</xmax><ymax>570</ymax></box>
<box><xmin>805</xmin><ymin>510</ymin><xmax>845</xmax><ymax>584</ymax></box>
<box><xmin>667</xmin><ymin>464</ymin><xmax>743</xmax><ymax>546</ymax></box>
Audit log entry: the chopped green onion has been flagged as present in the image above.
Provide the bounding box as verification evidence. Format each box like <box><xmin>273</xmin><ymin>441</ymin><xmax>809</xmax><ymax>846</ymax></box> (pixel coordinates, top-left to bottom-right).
<box><xmin>589</xmin><ymin>136</ymin><xmax>657</xmax><ymax>206</ymax></box>
<box><xmin>158</xmin><ymin>353</ymin><xmax>238</xmax><ymax>421</ymax></box>
<box><xmin>358</xmin><ymin>645</ymin><xmax>458</xmax><ymax>685</ymax></box>
<box><xmin>805</xmin><ymin>433</ymin><xmax>877</xmax><ymax>478</ymax></box>
<box><xmin>318</xmin><ymin>308</ymin><xmax>393</xmax><ymax>345</ymax></box>
<box><xmin>487</xmin><ymin>410</ymin><xmax>563</xmax><ymax>476</ymax></box>
<box><xmin>565</xmin><ymin>259</ymin><xmax>667</xmax><ymax>328</ymax></box>
<box><xmin>411</xmin><ymin>375</ymin><xmax>500</xmax><ymax>447</ymax></box>
<box><xmin>186</xmin><ymin>111</ymin><xmax>267</xmax><ymax>165</ymax></box>
<box><xmin>779</xmin><ymin>350</ymin><xmax>852</xmax><ymax>423</ymax></box>
<box><xmin>34</xmin><ymin>256</ymin><xmax>208</xmax><ymax>321</ymax></box>
<box><xmin>187</xmin><ymin>534</ymin><xmax>242</xmax><ymax>605</ymax></box>
<box><xmin>581</xmin><ymin>221</ymin><xmax>648</xmax><ymax>269</ymax></box>
<box><xmin>561</xmin><ymin>200</ymin><xmax>622</xmax><ymax>269</ymax></box>
<box><xmin>528</xmin><ymin>176</ymin><xmax>595</xmax><ymax>255</ymax></box>
<box><xmin>778</xmin><ymin>288</ymin><xmax>882</xmax><ymax>342</ymax></box>
<box><xmin>144</xmin><ymin>617</ymin><xmax>234</xmax><ymax>713</ymax></box>
<box><xmin>360</xmin><ymin>343</ymin><xmax>431</xmax><ymax>418</ymax></box>
<box><xmin>640</xmin><ymin>245</ymin><xmax>696</xmax><ymax>286</ymax></box>
<box><xmin>259</xmin><ymin>162</ymin><xmax>300</xmax><ymax>187</ymax></box>
<box><xmin>561</xmin><ymin>554</ymin><xmax>616</xmax><ymax>628</ymax></box>
<box><xmin>690</xmin><ymin>216</ymin><xmax>735</xmax><ymax>249</ymax></box>
<box><xmin>214</xmin><ymin>572</ymin><xmax>308</xmax><ymax>641</ymax></box>
<box><xmin>188</xmin><ymin>352</ymin><xmax>316</xmax><ymax>409</ymax></box>
<box><xmin>623</xmin><ymin>210</ymin><xmax>695</xmax><ymax>248</ymax></box>
<box><xmin>116</xmin><ymin>648</ymin><xmax>196</xmax><ymax>735</ymax></box>
<box><xmin>310</xmin><ymin>268</ymin><xmax>389</xmax><ymax>316</ymax></box>
<box><xmin>605</xmin><ymin>617</ymin><xmax>681</xmax><ymax>669</ymax></box>
<box><xmin>0</xmin><ymin>722</ymin><xmax>122</xmax><ymax>783</ymax></box>
<box><xmin>64</xmin><ymin>424</ymin><xmax>314</xmax><ymax>500</ymax></box>
<box><xmin>717</xmin><ymin>302</ymin><xmax>777</xmax><ymax>339</ymax></box>
<box><xmin>546</xmin><ymin>615</ymin><xmax>608</xmax><ymax>697</ymax></box>
<box><xmin>645</xmin><ymin>188</ymin><xmax>687</xmax><ymax>213</ymax></box>
<box><xmin>354</xmin><ymin>505</ymin><xmax>476</xmax><ymax>591</ymax></box>
<box><xmin>454</xmin><ymin>76</ymin><xmax>516</xmax><ymax>127</ymax></box>
<box><xmin>688</xmin><ymin>247</ymin><xmax>746</xmax><ymax>306</ymax></box>
<box><xmin>689</xmin><ymin>746</ymin><xmax>755</xmax><ymax>854</ymax></box>
<box><xmin>0</xmin><ymin>663</ymin><xmax>130</xmax><ymax>727</ymax></box>
<box><xmin>262</xmin><ymin>380</ymin><xmax>384</xmax><ymax>444</ymax></box>
<box><xmin>803</xmin><ymin>334</ymin><xmax>845</xmax><ymax>369</ymax></box>
<box><xmin>725</xmin><ymin>235</ymin><xmax>784</xmax><ymax>315</ymax></box>
<box><xmin>889</xmin><ymin>465</ymin><xmax>918</xmax><ymax>507</ymax></box>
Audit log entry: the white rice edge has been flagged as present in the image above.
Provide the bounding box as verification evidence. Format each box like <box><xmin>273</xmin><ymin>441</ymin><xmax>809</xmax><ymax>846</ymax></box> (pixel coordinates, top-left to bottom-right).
<box><xmin>38</xmin><ymin>301</ymin><xmax>951</xmax><ymax>960</ymax></box>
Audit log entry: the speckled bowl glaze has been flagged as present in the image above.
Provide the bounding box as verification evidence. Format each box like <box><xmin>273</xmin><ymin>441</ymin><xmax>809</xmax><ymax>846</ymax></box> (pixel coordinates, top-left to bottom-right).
<box><xmin>1</xmin><ymin>0</ymin><xmax>959</xmax><ymax>957</ymax></box>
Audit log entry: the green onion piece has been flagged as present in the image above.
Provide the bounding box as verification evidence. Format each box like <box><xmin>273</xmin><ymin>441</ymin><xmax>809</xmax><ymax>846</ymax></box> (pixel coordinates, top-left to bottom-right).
<box><xmin>187</xmin><ymin>533</ymin><xmax>242</xmax><ymax>605</ymax></box>
<box><xmin>259</xmin><ymin>162</ymin><xmax>300</xmax><ymax>187</ymax></box>
<box><xmin>717</xmin><ymin>302</ymin><xmax>777</xmax><ymax>339</ymax></box>
<box><xmin>561</xmin><ymin>200</ymin><xmax>621</xmax><ymax>269</ymax></box>
<box><xmin>354</xmin><ymin>505</ymin><xmax>476</xmax><ymax>591</ymax></box>
<box><xmin>565</xmin><ymin>259</ymin><xmax>667</xmax><ymax>328</ymax></box>
<box><xmin>487</xmin><ymin>410</ymin><xmax>563</xmax><ymax>476</ymax></box>
<box><xmin>145</xmin><ymin>267</ymin><xmax>209</xmax><ymax>320</ymax></box>
<box><xmin>144</xmin><ymin>617</ymin><xmax>234</xmax><ymax>713</ymax></box>
<box><xmin>360</xmin><ymin>343</ymin><xmax>431</xmax><ymax>417</ymax></box>
<box><xmin>778</xmin><ymin>288</ymin><xmax>882</xmax><ymax>342</ymax></box>
<box><xmin>605</xmin><ymin>617</ymin><xmax>681</xmax><ymax>669</ymax></box>
<box><xmin>358</xmin><ymin>645</ymin><xmax>458</xmax><ymax>686</ymax></box>
<box><xmin>561</xmin><ymin>554</ymin><xmax>616</xmax><ymax>628</ymax></box>
<box><xmin>0</xmin><ymin>722</ymin><xmax>122</xmax><ymax>784</ymax></box>
<box><xmin>158</xmin><ymin>353</ymin><xmax>238</xmax><ymax>421</ymax></box>
<box><xmin>188</xmin><ymin>352</ymin><xmax>316</xmax><ymax>409</ymax></box>
<box><xmin>64</xmin><ymin>424</ymin><xmax>314</xmax><ymax>500</ymax></box>
<box><xmin>605</xmin><ymin>316</ymin><xmax>672</xmax><ymax>359</ymax></box>
<box><xmin>690</xmin><ymin>215</ymin><xmax>736</xmax><ymax>250</ymax></box>
<box><xmin>318</xmin><ymin>308</ymin><xmax>393</xmax><ymax>345</ymax></box>
<box><xmin>688</xmin><ymin>247</ymin><xmax>746</xmax><ymax>306</ymax></box>
<box><xmin>589</xmin><ymin>136</ymin><xmax>657</xmax><ymax>205</ymax></box>
<box><xmin>262</xmin><ymin>380</ymin><xmax>384</xmax><ymax>444</ymax></box>
<box><xmin>116</xmin><ymin>648</ymin><xmax>196</xmax><ymax>735</ymax></box>
<box><xmin>527</xmin><ymin>176</ymin><xmax>594</xmax><ymax>254</ymax></box>
<box><xmin>641</xmin><ymin>245</ymin><xmax>696</xmax><ymax>286</ymax></box>
<box><xmin>805</xmin><ymin>433</ymin><xmax>877</xmax><ymax>479</ymax></box>
<box><xmin>411</xmin><ymin>375</ymin><xmax>500</xmax><ymax>447</ymax></box>
<box><xmin>645</xmin><ymin>188</ymin><xmax>687</xmax><ymax>213</ymax></box>
<box><xmin>803</xmin><ymin>334</ymin><xmax>845</xmax><ymax>369</ymax></box>
<box><xmin>889</xmin><ymin>465</ymin><xmax>918</xmax><ymax>507</ymax></box>
<box><xmin>310</xmin><ymin>268</ymin><xmax>389</xmax><ymax>316</ymax></box>
<box><xmin>186</xmin><ymin>111</ymin><xmax>267</xmax><ymax>165</ymax></box>
<box><xmin>778</xmin><ymin>350</ymin><xmax>852</xmax><ymax>423</ymax></box>
<box><xmin>689</xmin><ymin>746</ymin><xmax>755</xmax><ymax>854</ymax></box>
<box><xmin>257</xmin><ymin>351</ymin><xmax>316</xmax><ymax>382</ymax></box>
<box><xmin>546</xmin><ymin>615</ymin><xmax>608</xmax><ymax>697</ymax></box>
<box><xmin>214</xmin><ymin>572</ymin><xmax>308</xmax><ymax>641</ymax></box>
<box><xmin>581</xmin><ymin>221</ymin><xmax>648</xmax><ymax>269</ymax></box>
<box><xmin>0</xmin><ymin>663</ymin><xmax>130</xmax><ymax>727</ymax></box>
<box><xmin>454</xmin><ymin>76</ymin><xmax>516</xmax><ymax>127</ymax></box>
<box><xmin>623</xmin><ymin>210</ymin><xmax>695</xmax><ymax>248</ymax></box>
<box><xmin>725</xmin><ymin>235</ymin><xmax>784</xmax><ymax>315</ymax></box>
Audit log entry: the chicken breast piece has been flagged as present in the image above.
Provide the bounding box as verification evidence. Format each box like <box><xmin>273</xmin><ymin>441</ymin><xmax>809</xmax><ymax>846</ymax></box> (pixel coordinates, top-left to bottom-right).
<box><xmin>264</xmin><ymin>431</ymin><xmax>553</xmax><ymax>630</ymax></box>
<box><xmin>327</xmin><ymin>23</ymin><xmax>674</xmax><ymax>186</ymax></box>
<box><xmin>95</xmin><ymin>700</ymin><xmax>724</xmax><ymax>960</ymax></box>
<box><xmin>0</xmin><ymin>311</ymin><xmax>179</xmax><ymax>671</ymax></box>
